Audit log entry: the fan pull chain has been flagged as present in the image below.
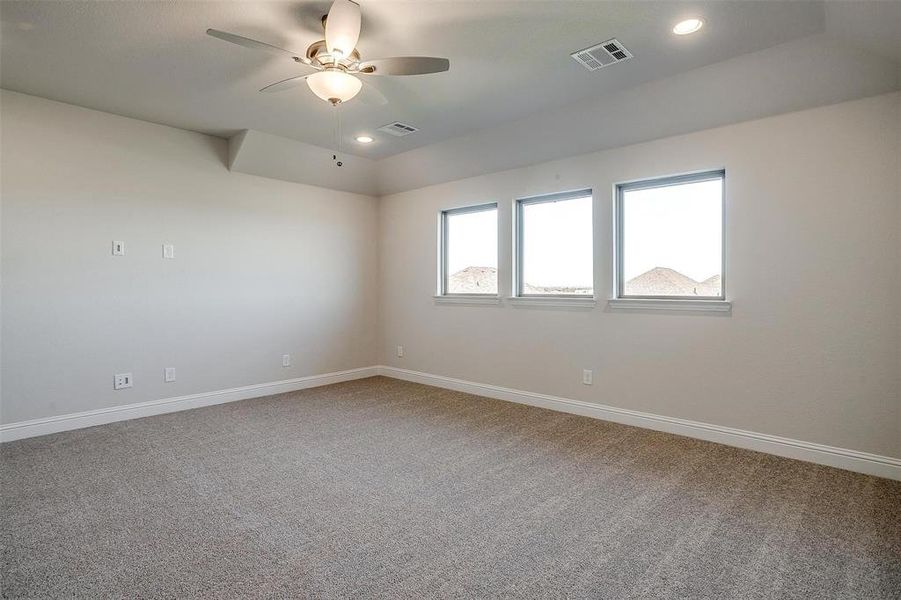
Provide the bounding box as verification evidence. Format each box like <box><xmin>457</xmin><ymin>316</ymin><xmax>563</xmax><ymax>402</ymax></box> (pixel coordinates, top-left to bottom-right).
<box><xmin>332</xmin><ymin>103</ymin><xmax>343</xmax><ymax>167</ymax></box>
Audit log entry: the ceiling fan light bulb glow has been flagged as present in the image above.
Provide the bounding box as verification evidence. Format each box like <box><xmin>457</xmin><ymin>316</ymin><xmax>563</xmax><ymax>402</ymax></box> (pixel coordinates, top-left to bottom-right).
<box><xmin>306</xmin><ymin>69</ymin><xmax>362</xmax><ymax>103</ymax></box>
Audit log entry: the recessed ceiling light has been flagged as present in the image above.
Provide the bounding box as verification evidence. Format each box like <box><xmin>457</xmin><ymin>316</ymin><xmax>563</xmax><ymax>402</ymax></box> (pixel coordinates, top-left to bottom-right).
<box><xmin>673</xmin><ymin>18</ymin><xmax>703</xmax><ymax>35</ymax></box>
<box><xmin>355</xmin><ymin>135</ymin><xmax>374</xmax><ymax>144</ymax></box>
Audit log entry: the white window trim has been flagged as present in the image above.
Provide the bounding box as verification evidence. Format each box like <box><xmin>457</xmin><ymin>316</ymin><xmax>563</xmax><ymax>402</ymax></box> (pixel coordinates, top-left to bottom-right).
<box><xmin>607</xmin><ymin>298</ymin><xmax>731</xmax><ymax>314</ymax></box>
<box><xmin>615</xmin><ymin>170</ymin><xmax>726</xmax><ymax>302</ymax></box>
<box><xmin>438</xmin><ymin>202</ymin><xmax>498</xmax><ymax>299</ymax></box>
<box><xmin>434</xmin><ymin>295</ymin><xmax>501</xmax><ymax>306</ymax></box>
<box><xmin>514</xmin><ymin>188</ymin><xmax>594</xmax><ymax>300</ymax></box>
<box><xmin>507</xmin><ymin>296</ymin><xmax>596</xmax><ymax>308</ymax></box>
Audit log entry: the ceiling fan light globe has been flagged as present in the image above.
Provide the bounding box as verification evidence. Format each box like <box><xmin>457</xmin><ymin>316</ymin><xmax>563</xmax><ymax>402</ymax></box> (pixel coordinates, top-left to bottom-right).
<box><xmin>306</xmin><ymin>69</ymin><xmax>362</xmax><ymax>103</ymax></box>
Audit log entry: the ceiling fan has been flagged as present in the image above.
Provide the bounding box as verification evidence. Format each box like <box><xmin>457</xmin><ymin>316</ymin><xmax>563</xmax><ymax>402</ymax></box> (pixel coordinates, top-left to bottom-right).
<box><xmin>207</xmin><ymin>0</ymin><xmax>450</xmax><ymax>106</ymax></box>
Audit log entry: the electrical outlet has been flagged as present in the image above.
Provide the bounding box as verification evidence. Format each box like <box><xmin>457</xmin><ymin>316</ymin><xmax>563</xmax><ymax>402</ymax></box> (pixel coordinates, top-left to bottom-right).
<box><xmin>114</xmin><ymin>373</ymin><xmax>133</xmax><ymax>390</ymax></box>
<box><xmin>396</xmin><ymin>345</ymin><xmax>404</xmax><ymax>358</ymax></box>
<box><xmin>112</xmin><ymin>241</ymin><xmax>125</xmax><ymax>256</ymax></box>
<box><xmin>282</xmin><ymin>354</ymin><xmax>291</xmax><ymax>367</ymax></box>
<box><xmin>582</xmin><ymin>369</ymin><xmax>593</xmax><ymax>385</ymax></box>
<box><xmin>164</xmin><ymin>367</ymin><xmax>176</xmax><ymax>383</ymax></box>
<box><xmin>162</xmin><ymin>244</ymin><xmax>175</xmax><ymax>259</ymax></box>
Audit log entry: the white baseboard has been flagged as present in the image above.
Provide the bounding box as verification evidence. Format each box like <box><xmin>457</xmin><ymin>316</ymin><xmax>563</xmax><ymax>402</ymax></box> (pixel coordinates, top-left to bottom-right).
<box><xmin>377</xmin><ymin>366</ymin><xmax>901</xmax><ymax>481</ymax></box>
<box><xmin>0</xmin><ymin>366</ymin><xmax>380</xmax><ymax>443</ymax></box>
<box><xmin>4</xmin><ymin>364</ymin><xmax>897</xmax><ymax>481</ymax></box>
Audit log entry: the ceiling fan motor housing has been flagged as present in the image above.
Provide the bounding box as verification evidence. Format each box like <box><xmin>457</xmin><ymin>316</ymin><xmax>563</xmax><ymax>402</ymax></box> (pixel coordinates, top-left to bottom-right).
<box><xmin>305</xmin><ymin>39</ymin><xmax>360</xmax><ymax>70</ymax></box>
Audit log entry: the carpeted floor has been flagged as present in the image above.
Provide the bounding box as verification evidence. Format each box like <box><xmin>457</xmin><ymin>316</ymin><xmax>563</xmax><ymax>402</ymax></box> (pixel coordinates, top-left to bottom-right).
<box><xmin>1</xmin><ymin>376</ymin><xmax>899</xmax><ymax>599</ymax></box>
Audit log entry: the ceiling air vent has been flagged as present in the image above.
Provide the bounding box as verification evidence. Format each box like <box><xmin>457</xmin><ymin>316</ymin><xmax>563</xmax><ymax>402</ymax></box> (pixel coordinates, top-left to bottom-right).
<box><xmin>571</xmin><ymin>38</ymin><xmax>633</xmax><ymax>71</ymax></box>
<box><xmin>377</xmin><ymin>122</ymin><xmax>419</xmax><ymax>137</ymax></box>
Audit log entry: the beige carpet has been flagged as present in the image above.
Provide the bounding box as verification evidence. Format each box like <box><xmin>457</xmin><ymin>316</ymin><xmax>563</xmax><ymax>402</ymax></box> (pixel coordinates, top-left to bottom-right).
<box><xmin>2</xmin><ymin>376</ymin><xmax>899</xmax><ymax>599</ymax></box>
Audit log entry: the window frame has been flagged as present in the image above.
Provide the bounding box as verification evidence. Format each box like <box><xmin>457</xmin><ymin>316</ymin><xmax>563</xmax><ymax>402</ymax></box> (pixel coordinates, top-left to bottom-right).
<box><xmin>514</xmin><ymin>189</ymin><xmax>594</xmax><ymax>298</ymax></box>
<box><xmin>438</xmin><ymin>202</ymin><xmax>499</xmax><ymax>297</ymax></box>
<box><xmin>615</xmin><ymin>170</ymin><xmax>726</xmax><ymax>301</ymax></box>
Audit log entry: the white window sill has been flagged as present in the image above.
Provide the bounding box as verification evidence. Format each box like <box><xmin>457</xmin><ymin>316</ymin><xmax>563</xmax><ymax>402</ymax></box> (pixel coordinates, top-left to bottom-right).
<box><xmin>433</xmin><ymin>295</ymin><xmax>501</xmax><ymax>305</ymax></box>
<box><xmin>607</xmin><ymin>298</ymin><xmax>732</xmax><ymax>314</ymax></box>
<box><xmin>507</xmin><ymin>296</ymin><xmax>597</xmax><ymax>308</ymax></box>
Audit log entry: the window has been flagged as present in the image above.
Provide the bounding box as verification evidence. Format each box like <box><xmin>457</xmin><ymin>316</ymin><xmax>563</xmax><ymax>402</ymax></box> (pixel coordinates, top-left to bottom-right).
<box><xmin>516</xmin><ymin>190</ymin><xmax>593</xmax><ymax>297</ymax></box>
<box><xmin>440</xmin><ymin>203</ymin><xmax>498</xmax><ymax>295</ymax></box>
<box><xmin>616</xmin><ymin>171</ymin><xmax>724</xmax><ymax>299</ymax></box>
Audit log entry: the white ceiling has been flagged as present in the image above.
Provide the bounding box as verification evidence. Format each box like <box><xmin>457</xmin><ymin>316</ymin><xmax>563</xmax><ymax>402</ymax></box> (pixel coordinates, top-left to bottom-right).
<box><xmin>1</xmin><ymin>0</ymin><xmax>833</xmax><ymax>159</ymax></box>
<box><xmin>375</xmin><ymin>33</ymin><xmax>900</xmax><ymax>195</ymax></box>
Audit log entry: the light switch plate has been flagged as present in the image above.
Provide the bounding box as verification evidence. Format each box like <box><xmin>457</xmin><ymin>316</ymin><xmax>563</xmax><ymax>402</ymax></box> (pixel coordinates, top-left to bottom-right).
<box><xmin>162</xmin><ymin>244</ymin><xmax>175</xmax><ymax>259</ymax></box>
<box><xmin>112</xmin><ymin>241</ymin><xmax>125</xmax><ymax>256</ymax></box>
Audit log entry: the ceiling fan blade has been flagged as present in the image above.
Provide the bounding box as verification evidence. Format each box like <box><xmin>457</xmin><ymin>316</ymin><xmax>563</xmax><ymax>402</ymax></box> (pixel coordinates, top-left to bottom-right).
<box><xmin>358</xmin><ymin>57</ymin><xmax>450</xmax><ymax>76</ymax></box>
<box><xmin>259</xmin><ymin>75</ymin><xmax>311</xmax><ymax>93</ymax></box>
<box><xmin>324</xmin><ymin>0</ymin><xmax>361</xmax><ymax>58</ymax></box>
<box><xmin>206</xmin><ymin>29</ymin><xmax>299</xmax><ymax>58</ymax></box>
<box><xmin>358</xmin><ymin>79</ymin><xmax>388</xmax><ymax>106</ymax></box>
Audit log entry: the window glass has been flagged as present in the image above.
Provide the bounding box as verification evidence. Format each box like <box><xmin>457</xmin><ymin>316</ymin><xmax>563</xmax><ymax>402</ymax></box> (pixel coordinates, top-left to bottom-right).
<box><xmin>620</xmin><ymin>173</ymin><xmax>724</xmax><ymax>298</ymax></box>
<box><xmin>519</xmin><ymin>193</ymin><xmax>593</xmax><ymax>296</ymax></box>
<box><xmin>443</xmin><ymin>205</ymin><xmax>497</xmax><ymax>295</ymax></box>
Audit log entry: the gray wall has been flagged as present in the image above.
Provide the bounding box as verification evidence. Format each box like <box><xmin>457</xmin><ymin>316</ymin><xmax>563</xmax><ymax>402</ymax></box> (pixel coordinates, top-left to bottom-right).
<box><xmin>378</xmin><ymin>92</ymin><xmax>901</xmax><ymax>458</ymax></box>
<box><xmin>1</xmin><ymin>90</ymin><xmax>379</xmax><ymax>424</ymax></box>
<box><xmin>2</xmin><ymin>90</ymin><xmax>899</xmax><ymax>460</ymax></box>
